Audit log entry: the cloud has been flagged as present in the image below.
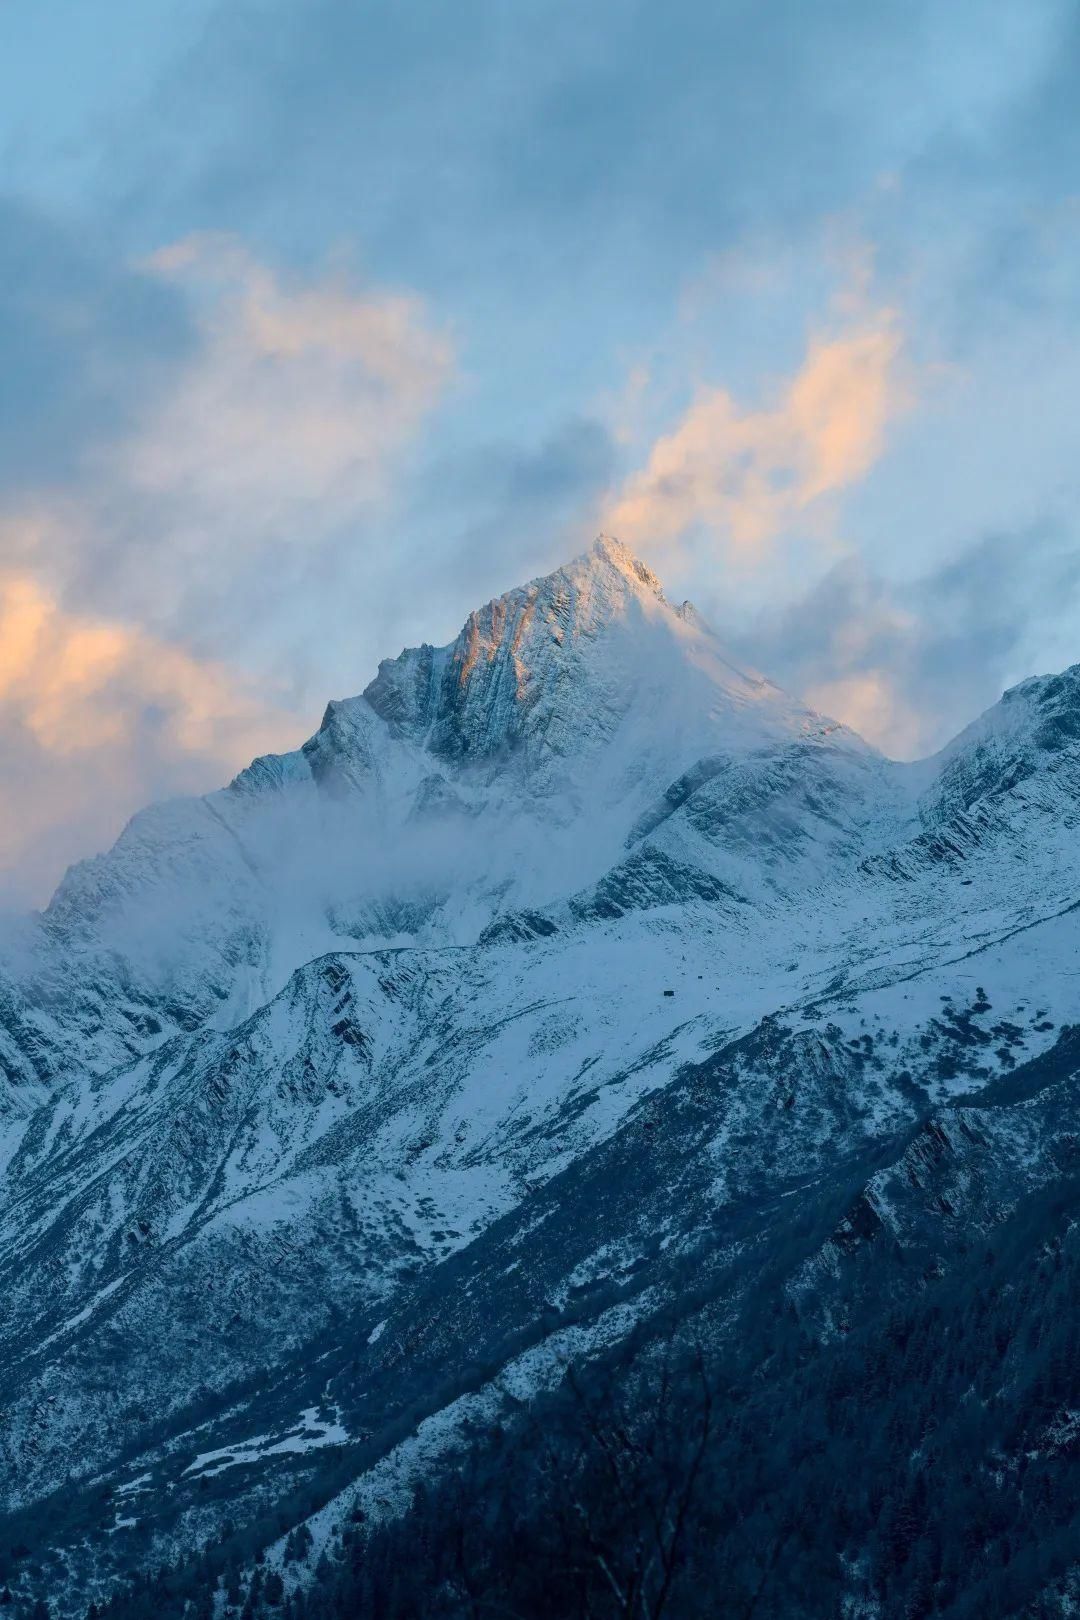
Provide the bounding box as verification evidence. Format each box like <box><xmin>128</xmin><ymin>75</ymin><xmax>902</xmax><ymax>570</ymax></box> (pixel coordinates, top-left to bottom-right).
<box><xmin>724</xmin><ymin>525</ymin><xmax>1080</xmax><ymax>759</ymax></box>
<box><xmin>606</xmin><ymin>305</ymin><xmax>906</xmax><ymax>560</ymax></box>
<box><xmin>128</xmin><ymin>234</ymin><xmax>453</xmax><ymax>535</ymax></box>
<box><xmin>0</xmin><ymin>567</ymin><xmax>294</xmax><ymax>908</ymax></box>
<box><xmin>2</xmin><ymin>227</ymin><xmax>456</xmax><ymax>667</ymax></box>
<box><xmin>0</xmin><ymin>198</ymin><xmax>192</xmax><ymax>491</ymax></box>
<box><xmin>112</xmin><ymin>0</ymin><xmax>1071</xmax><ymax>288</ymax></box>
<box><xmin>804</xmin><ymin>670</ymin><xmax>926</xmax><ymax>760</ymax></box>
<box><xmin>0</xmin><ymin>229</ymin><xmax>455</xmax><ymax>904</ymax></box>
<box><xmin>44</xmin><ymin>233</ymin><xmax>455</xmax><ymax>652</ymax></box>
<box><xmin>398</xmin><ymin>415</ymin><xmax>615</xmax><ymax>605</ymax></box>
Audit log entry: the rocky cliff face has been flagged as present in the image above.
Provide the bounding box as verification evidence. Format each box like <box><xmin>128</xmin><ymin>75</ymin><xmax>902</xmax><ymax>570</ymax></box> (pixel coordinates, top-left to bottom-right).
<box><xmin>2</xmin><ymin>536</ymin><xmax>1080</xmax><ymax>1612</ymax></box>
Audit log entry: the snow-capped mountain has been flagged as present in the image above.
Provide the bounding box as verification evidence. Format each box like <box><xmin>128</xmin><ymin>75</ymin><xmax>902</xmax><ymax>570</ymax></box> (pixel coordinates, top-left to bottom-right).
<box><xmin>2</xmin><ymin>535</ymin><xmax>1080</xmax><ymax>1613</ymax></box>
<box><xmin>0</xmin><ymin>536</ymin><xmax>872</xmax><ymax>1101</ymax></box>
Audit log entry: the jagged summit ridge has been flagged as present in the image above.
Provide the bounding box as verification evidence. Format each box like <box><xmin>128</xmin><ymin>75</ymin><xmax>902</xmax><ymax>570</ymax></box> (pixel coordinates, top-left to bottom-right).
<box><xmin>337</xmin><ymin>533</ymin><xmax>847</xmax><ymax>778</ymax></box>
<box><xmin>360</xmin><ymin>535</ymin><xmax>676</xmax><ymax>758</ymax></box>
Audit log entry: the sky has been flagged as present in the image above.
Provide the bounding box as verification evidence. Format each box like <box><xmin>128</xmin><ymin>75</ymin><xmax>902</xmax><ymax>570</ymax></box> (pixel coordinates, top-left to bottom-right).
<box><xmin>1</xmin><ymin>0</ymin><xmax>1080</xmax><ymax>905</ymax></box>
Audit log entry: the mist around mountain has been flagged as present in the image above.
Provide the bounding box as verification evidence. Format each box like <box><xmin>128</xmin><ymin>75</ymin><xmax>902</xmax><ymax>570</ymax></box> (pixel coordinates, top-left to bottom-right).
<box><xmin>1</xmin><ymin>536</ymin><xmax>1079</xmax><ymax>1619</ymax></box>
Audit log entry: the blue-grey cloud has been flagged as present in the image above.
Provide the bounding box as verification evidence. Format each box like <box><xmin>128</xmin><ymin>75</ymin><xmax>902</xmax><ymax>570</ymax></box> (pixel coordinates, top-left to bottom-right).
<box><xmin>725</xmin><ymin>523</ymin><xmax>1080</xmax><ymax>757</ymax></box>
<box><xmin>118</xmin><ymin>0</ymin><xmax>1073</xmax><ymax>283</ymax></box>
<box><xmin>356</xmin><ymin>415</ymin><xmax>617</xmax><ymax>662</ymax></box>
<box><xmin>0</xmin><ymin>197</ymin><xmax>192</xmax><ymax>490</ymax></box>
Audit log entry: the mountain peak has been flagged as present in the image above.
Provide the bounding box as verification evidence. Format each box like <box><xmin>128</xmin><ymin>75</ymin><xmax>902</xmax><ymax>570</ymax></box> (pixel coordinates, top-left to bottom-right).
<box><xmin>537</xmin><ymin>533</ymin><xmax>670</xmax><ymax>626</ymax></box>
<box><xmin>356</xmin><ymin>534</ymin><xmax>691</xmax><ymax>763</ymax></box>
<box><xmin>359</xmin><ymin>534</ymin><xmax>674</xmax><ymax>756</ymax></box>
<box><xmin>352</xmin><ymin>531</ymin><xmax>849</xmax><ymax>783</ymax></box>
<box><xmin>580</xmin><ymin>533</ymin><xmax>664</xmax><ymax>595</ymax></box>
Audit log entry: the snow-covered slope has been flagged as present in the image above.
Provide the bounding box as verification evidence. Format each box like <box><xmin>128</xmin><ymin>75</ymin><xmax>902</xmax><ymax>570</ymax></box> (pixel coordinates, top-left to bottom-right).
<box><xmin>3</xmin><ymin>536</ymin><xmax>1080</xmax><ymax>1610</ymax></box>
<box><xmin>0</xmin><ymin>537</ymin><xmax>871</xmax><ymax>1097</ymax></box>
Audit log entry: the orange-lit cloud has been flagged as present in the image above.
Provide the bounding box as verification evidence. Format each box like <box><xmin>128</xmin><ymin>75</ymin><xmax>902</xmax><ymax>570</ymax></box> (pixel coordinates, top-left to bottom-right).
<box><xmin>127</xmin><ymin>234</ymin><xmax>454</xmax><ymax>543</ymax></box>
<box><xmin>0</xmin><ymin>571</ymin><xmax>293</xmax><ymax>904</ymax></box>
<box><xmin>606</xmin><ymin>310</ymin><xmax>906</xmax><ymax>559</ymax></box>
<box><xmin>791</xmin><ymin>570</ymin><xmax>929</xmax><ymax>757</ymax></box>
<box><xmin>803</xmin><ymin>670</ymin><xmax>925</xmax><ymax>760</ymax></box>
<box><xmin>0</xmin><ymin>238</ymin><xmax>455</xmax><ymax>905</ymax></box>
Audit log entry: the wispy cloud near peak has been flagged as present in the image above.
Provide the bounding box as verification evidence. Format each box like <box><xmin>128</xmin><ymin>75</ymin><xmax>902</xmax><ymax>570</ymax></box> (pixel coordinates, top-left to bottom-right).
<box><xmin>606</xmin><ymin>299</ymin><xmax>907</xmax><ymax>563</ymax></box>
<box><xmin>0</xmin><ymin>565</ymin><xmax>291</xmax><ymax>907</ymax></box>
